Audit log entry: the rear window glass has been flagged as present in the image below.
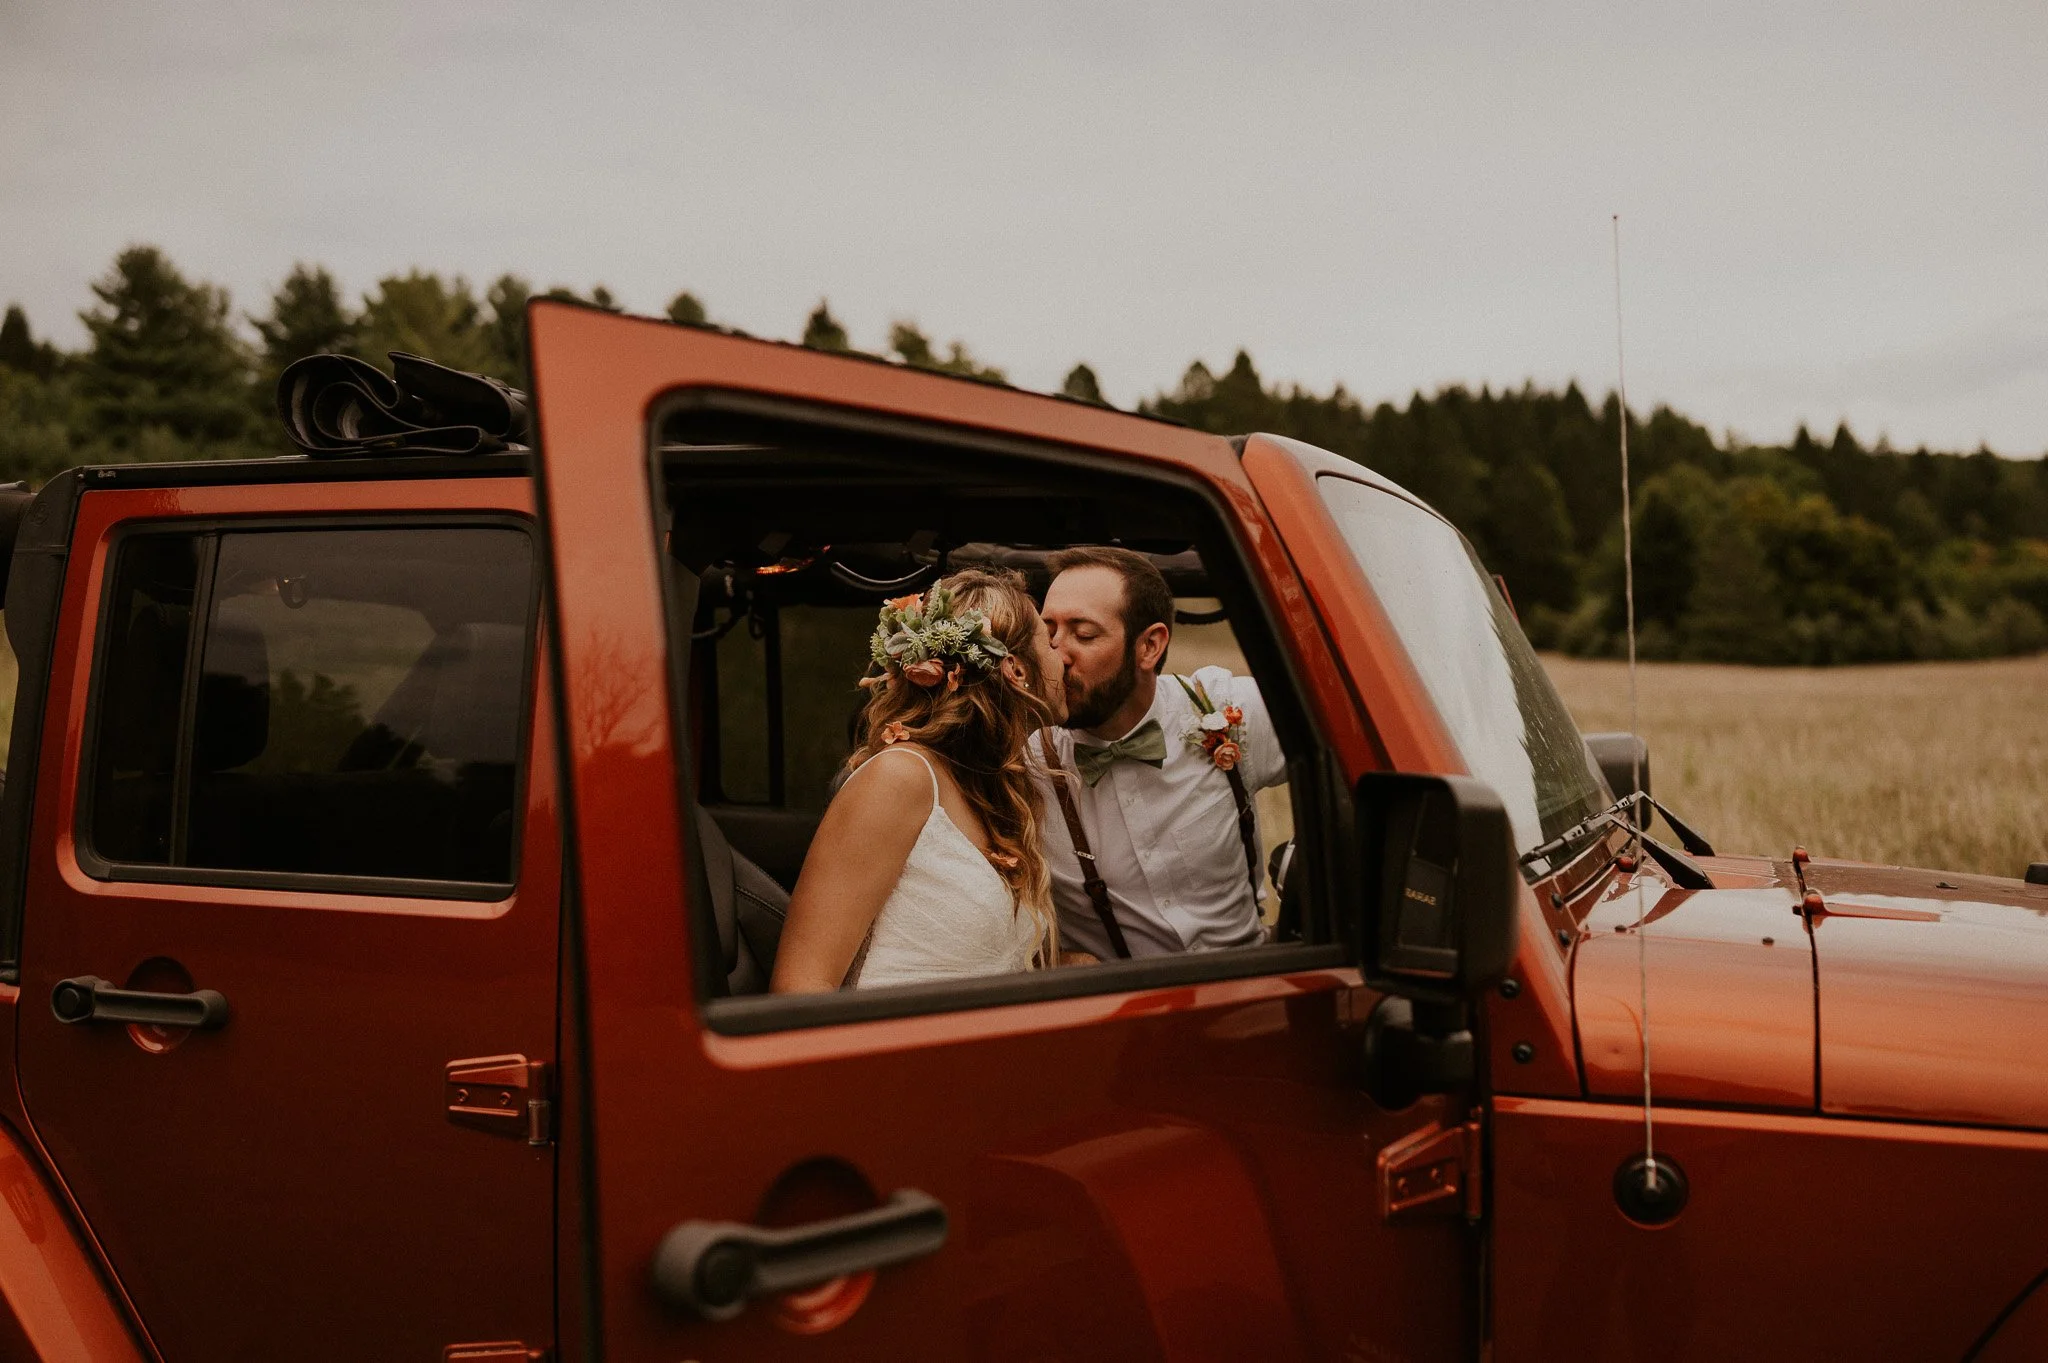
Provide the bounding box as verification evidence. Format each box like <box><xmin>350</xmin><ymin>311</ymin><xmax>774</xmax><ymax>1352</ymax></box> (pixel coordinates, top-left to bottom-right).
<box><xmin>86</xmin><ymin>524</ymin><xmax>535</xmax><ymax>890</ymax></box>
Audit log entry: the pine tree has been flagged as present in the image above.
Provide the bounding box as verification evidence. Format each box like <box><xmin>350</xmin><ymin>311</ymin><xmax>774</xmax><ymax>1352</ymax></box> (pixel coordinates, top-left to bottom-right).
<box><xmin>352</xmin><ymin>272</ymin><xmax>496</xmax><ymax>377</ymax></box>
<box><xmin>666</xmin><ymin>291</ymin><xmax>708</xmax><ymax>327</ymax></box>
<box><xmin>483</xmin><ymin>275</ymin><xmax>532</xmax><ymax>383</ymax></box>
<box><xmin>0</xmin><ymin>305</ymin><xmax>61</xmax><ymax>379</ymax></box>
<box><xmin>888</xmin><ymin>321</ymin><xmax>1004</xmax><ymax>383</ymax></box>
<box><xmin>802</xmin><ymin>301</ymin><xmax>849</xmax><ymax>351</ymax></box>
<box><xmin>1478</xmin><ymin>456</ymin><xmax>1577</xmax><ymax>611</ymax></box>
<box><xmin>78</xmin><ymin>245</ymin><xmax>254</xmax><ymax>455</ymax></box>
<box><xmin>251</xmin><ymin>264</ymin><xmax>354</xmax><ymax>391</ymax></box>
<box><xmin>889</xmin><ymin>321</ymin><xmax>937</xmax><ymax>369</ymax></box>
<box><xmin>1061</xmin><ymin>363</ymin><xmax>1106</xmax><ymax>406</ymax></box>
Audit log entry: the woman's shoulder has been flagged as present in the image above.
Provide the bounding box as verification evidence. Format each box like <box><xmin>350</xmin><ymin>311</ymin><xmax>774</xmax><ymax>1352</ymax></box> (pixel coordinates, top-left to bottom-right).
<box><xmin>847</xmin><ymin>744</ymin><xmax>943</xmax><ymax>796</ymax></box>
<box><xmin>831</xmin><ymin>747</ymin><xmax>944</xmax><ymax>833</ymax></box>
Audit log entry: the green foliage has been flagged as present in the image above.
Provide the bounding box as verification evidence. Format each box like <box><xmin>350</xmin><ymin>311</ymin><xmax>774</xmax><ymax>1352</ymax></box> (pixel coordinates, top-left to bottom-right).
<box><xmin>9</xmin><ymin>244</ymin><xmax>2047</xmax><ymax>666</ymax></box>
<box><xmin>351</xmin><ymin>271</ymin><xmax>499</xmax><ymax>378</ymax></box>
<box><xmin>483</xmin><ymin>275</ymin><xmax>532</xmax><ymax>382</ymax></box>
<box><xmin>0</xmin><ymin>366</ymin><xmax>88</xmax><ymax>484</ymax></box>
<box><xmin>0</xmin><ymin>306</ymin><xmax>61</xmax><ymax>380</ymax></box>
<box><xmin>1061</xmin><ymin>363</ymin><xmax>1107</xmax><ymax>406</ymax></box>
<box><xmin>1147</xmin><ymin>352</ymin><xmax>2048</xmax><ymax>665</ymax></box>
<box><xmin>543</xmin><ymin>284</ymin><xmax>620</xmax><ymax>313</ymax></box>
<box><xmin>78</xmin><ymin>246</ymin><xmax>256</xmax><ymax>458</ymax></box>
<box><xmin>251</xmin><ymin>264</ymin><xmax>354</xmax><ymax>392</ymax></box>
<box><xmin>801</xmin><ymin>300</ymin><xmax>849</xmax><ymax>351</ymax></box>
<box><xmin>888</xmin><ymin>321</ymin><xmax>1005</xmax><ymax>383</ymax></box>
<box><xmin>667</xmin><ymin>291</ymin><xmax>708</xmax><ymax>327</ymax></box>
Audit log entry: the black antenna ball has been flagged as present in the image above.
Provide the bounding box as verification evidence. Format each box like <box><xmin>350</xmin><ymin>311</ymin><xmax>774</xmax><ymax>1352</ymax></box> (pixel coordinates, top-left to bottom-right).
<box><xmin>1614</xmin><ymin>1152</ymin><xmax>1690</xmax><ymax>1227</ymax></box>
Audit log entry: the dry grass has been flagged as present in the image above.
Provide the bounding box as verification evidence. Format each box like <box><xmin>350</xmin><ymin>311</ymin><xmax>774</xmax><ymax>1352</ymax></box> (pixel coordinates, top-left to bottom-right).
<box><xmin>1542</xmin><ymin>653</ymin><xmax>2048</xmax><ymax>878</ymax></box>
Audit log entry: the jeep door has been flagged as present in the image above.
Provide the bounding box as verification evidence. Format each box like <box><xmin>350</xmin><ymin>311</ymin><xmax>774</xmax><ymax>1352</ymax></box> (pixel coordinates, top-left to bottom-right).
<box><xmin>527</xmin><ymin>301</ymin><xmax>1476</xmax><ymax>1360</ymax></box>
<box><xmin>12</xmin><ymin>471</ymin><xmax>560</xmax><ymax>1361</ymax></box>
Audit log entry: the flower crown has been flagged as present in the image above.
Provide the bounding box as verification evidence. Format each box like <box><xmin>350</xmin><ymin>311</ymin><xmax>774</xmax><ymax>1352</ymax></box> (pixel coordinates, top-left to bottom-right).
<box><xmin>866</xmin><ymin>584</ymin><xmax>1010</xmax><ymax>689</ymax></box>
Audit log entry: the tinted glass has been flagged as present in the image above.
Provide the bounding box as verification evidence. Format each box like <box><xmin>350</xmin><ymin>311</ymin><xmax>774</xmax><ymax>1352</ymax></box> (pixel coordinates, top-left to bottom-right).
<box><xmin>188</xmin><ymin>527</ymin><xmax>534</xmax><ymax>883</ymax></box>
<box><xmin>88</xmin><ymin>525</ymin><xmax>535</xmax><ymax>887</ymax></box>
<box><xmin>1317</xmin><ymin>475</ymin><xmax>1603</xmax><ymax>860</ymax></box>
<box><xmin>89</xmin><ymin>535</ymin><xmax>201</xmax><ymax>863</ymax></box>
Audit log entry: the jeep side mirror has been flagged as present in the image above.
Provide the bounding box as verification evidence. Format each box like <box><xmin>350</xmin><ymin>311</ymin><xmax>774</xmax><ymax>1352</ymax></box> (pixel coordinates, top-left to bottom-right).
<box><xmin>1584</xmin><ymin>731</ymin><xmax>1650</xmax><ymax>802</ymax></box>
<box><xmin>1353</xmin><ymin>772</ymin><xmax>1518</xmax><ymax>1002</ymax></box>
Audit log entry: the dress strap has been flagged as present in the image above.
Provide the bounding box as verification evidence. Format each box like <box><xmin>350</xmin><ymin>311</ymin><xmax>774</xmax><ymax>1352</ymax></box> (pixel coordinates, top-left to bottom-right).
<box><xmin>855</xmin><ymin>744</ymin><xmax>942</xmax><ymax>811</ymax></box>
<box><xmin>839</xmin><ymin>746</ymin><xmax>942</xmax><ymax>992</ymax></box>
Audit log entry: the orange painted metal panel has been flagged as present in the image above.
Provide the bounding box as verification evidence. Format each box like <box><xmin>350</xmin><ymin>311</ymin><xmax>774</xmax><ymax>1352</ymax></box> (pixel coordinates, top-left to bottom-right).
<box><xmin>0</xmin><ymin>1102</ymin><xmax>145</xmax><ymax>1362</ymax></box>
<box><xmin>526</xmin><ymin>303</ymin><xmax>1470</xmax><ymax>1360</ymax></box>
<box><xmin>1491</xmin><ymin>1095</ymin><xmax>2048</xmax><ymax>1360</ymax></box>
<box><xmin>1573</xmin><ymin>884</ymin><xmax>1814</xmax><ymax>1109</ymax></box>
<box><xmin>15</xmin><ymin>474</ymin><xmax>561</xmax><ymax>1361</ymax></box>
<box><xmin>1976</xmin><ymin>1270</ymin><xmax>2048</xmax><ymax>1363</ymax></box>
<box><xmin>1803</xmin><ymin>860</ymin><xmax>2048</xmax><ymax>1129</ymax></box>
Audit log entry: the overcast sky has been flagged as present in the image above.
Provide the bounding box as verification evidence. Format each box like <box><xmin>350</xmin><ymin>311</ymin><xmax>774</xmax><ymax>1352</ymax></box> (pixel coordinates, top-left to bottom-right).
<box><xmin>3</xmin><ymin>0</ymin><xmax>2043</xmax><ymax>455</ymax></box>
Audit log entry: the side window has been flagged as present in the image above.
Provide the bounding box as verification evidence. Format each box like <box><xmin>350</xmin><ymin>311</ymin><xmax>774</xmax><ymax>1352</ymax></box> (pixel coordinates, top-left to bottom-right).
<box><xmin>663</xmin><ymin>420</ymin><xmax>1332</xmax><ymax>1018</ymax></box>
<box><xmin>699</xmin><ymin>599</ymin><xmax>889</xmax><ymax>810</ymax></box>
<box><xmin>85</xmin><ymin>524</ymin><xmax>536</xmax><ymax>892</ymax></box>
<box><xmin>90</xmin><ymin>535</ymin><xmax>201</xmax><ymax>864</ymax></box>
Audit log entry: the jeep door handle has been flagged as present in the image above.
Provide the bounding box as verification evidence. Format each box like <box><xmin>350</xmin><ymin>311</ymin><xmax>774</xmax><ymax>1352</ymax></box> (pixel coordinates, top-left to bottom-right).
<box><xmin>651</xmin><ymin>1188</ymin><xmax>948</xmax><ymax>1321</ymax></box>
<box><xmin>50</xmin><ymin>976</ymin><xmax>229</xmax><ymax>1030</ymax></box>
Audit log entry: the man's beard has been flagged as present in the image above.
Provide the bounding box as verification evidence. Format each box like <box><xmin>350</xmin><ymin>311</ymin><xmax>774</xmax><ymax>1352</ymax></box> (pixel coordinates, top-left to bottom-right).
<box><xmin>1063</xmin><ymin>642</ymin><xmax>1139</xmax><ymax>732</ymax></box>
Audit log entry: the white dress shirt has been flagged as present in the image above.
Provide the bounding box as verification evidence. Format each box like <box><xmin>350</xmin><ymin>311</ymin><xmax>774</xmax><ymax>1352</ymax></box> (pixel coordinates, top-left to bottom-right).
<box><xmin>1030</xmin><ymin>667</ymin><xmax>1285</xmax><ymax>958</ymax></box>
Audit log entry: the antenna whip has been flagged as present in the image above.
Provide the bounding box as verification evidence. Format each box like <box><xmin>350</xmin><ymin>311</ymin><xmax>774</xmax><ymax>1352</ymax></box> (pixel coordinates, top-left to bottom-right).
<box><xmin>1613</xmin><ymin>214</ymin><xmax>1658</xmax><ymax>1189</ymax></box>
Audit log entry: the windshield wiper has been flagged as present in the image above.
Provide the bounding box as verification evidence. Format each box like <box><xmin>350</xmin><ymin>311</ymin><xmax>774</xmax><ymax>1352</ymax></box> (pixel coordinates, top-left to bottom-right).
<box><xmin>1519</xmin><ymin>792</ymin><xmax>1717</xmax><ymax>890</ymax></box>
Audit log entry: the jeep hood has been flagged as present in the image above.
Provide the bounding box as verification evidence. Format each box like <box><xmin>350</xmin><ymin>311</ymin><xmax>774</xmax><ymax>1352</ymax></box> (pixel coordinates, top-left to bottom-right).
<box><xmin>1571</xmin><ymin>855</ymin><xmax>2048</xmax><ymax>1130</ymax></box>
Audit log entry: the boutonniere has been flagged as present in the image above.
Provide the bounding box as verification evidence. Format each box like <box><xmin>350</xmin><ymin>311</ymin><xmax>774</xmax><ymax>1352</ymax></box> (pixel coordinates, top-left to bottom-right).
<box><xmin>1175</xmin><ymin>676</ymin><xmax>1247</xmax><ymax>772</ymax></box>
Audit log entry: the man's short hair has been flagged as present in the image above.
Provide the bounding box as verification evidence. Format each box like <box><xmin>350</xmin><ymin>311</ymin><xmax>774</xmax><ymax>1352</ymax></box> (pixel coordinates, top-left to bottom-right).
<box><xmin>1047</xmin><ymin>545</ymin><xmax>1174</xmax><ymax>667</ymax></box>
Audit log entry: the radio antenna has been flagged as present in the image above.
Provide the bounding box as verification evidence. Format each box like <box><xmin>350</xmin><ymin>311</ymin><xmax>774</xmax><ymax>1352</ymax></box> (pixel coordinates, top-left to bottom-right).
<box><xmin>1612</xmin><ymin>214</ymin><xmax>1659</xmax><ymax>1194</ymax></box>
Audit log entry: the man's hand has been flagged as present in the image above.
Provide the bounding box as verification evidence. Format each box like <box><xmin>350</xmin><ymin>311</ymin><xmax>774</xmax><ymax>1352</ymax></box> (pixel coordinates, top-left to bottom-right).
<box><xmin>1058</xmin><ymin>949</ymin><xmax>1101</xmax><ymax>967</ymax></box>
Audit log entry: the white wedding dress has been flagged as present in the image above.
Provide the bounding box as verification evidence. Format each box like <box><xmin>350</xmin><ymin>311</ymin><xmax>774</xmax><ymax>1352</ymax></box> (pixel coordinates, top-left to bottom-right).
<box><xmin>846</xmin><ymin>747</ymin><xmax>1039</xmax><ymax>988</ymax></box>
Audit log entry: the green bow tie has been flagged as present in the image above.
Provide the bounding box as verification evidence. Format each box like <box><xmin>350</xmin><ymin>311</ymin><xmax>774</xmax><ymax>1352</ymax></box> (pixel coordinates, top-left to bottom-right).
<box><xmin>1072</xmin><ymin>719</ymin><xmax>1168</xmax><ymax>786</ymax></box>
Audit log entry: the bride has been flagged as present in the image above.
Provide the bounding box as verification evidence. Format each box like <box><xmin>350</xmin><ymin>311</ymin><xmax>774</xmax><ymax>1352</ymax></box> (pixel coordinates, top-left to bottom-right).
<box><xmin>772</xmin><ymin>570</ymin><xmax>1070</xmax><ymax>992</ymax></box>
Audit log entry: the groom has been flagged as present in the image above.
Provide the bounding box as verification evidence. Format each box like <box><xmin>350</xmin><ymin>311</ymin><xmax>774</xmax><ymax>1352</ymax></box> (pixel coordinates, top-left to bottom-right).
<box><xmin>1032</xmin><ymin>546</ymin><xmax>1285</xmax><ymax>960</ymax></box>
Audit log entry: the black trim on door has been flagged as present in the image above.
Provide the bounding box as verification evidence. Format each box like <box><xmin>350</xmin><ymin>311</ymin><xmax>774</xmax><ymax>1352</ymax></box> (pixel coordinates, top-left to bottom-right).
<box><xmin>0</xmin><ymin>471</ymin><xmax>84</xmax><ymax>982</ymax></box>
<box><xmin>646</xmin><ymin>389</ymin><xmax>1360</xmax><ymax>1034</ymax></box>
<box><xmin>72</xmin><ymin>512</ymin><xmax>544</xmax><ymax>904</ymax></box>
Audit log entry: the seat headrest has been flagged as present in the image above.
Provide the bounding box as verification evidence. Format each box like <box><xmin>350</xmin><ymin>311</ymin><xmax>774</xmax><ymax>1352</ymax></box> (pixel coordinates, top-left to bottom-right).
<box><xmin>193</xmin><ymin>611</ymin><xmax>270</xmax><ymax>773</ymax></box>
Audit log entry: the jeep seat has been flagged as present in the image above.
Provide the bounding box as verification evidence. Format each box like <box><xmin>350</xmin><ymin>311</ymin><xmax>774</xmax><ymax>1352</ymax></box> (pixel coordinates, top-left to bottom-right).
<box><xmin>694</xmin><ymin>805</ymin><xmax>788</xmax><ymax>995</ymax></box>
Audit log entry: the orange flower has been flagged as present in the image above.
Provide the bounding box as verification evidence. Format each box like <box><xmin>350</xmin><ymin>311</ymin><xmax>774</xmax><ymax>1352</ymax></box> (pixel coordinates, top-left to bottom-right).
<box><xmin>881</xmin><ymin>721</ymin><xmax>912</xmax><ymax>745</ymax></box>
<box><xmin>945</xmin><ymin>663</ymin><xmax>963</xmax><ymax>693</ymax></box>
<box><xmin>885</xmin><ymin>593</ymin><xmax>924</xmax><ymax>613</ymax></box>
<box><xmin>901</xmin><ymin>658</ymin><xmax>947</xmax><ymax>687</ymax></box>
<box><xmin>1222</xmin><ymin>705</ymin><xmax>1244</xmax><ymax>726</ymax></box>
<box><xmin>1212</xmin><ymin>740</ymin><xmax>1241</xmax><ymax>771</ymax></box>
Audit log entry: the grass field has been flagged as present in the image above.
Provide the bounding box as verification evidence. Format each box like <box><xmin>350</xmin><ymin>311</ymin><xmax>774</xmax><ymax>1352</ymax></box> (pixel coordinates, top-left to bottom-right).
<box><xmin>1543</xmin><ymin>652</ymin><xmax>2048</xmax><ymax>879</ymax></box>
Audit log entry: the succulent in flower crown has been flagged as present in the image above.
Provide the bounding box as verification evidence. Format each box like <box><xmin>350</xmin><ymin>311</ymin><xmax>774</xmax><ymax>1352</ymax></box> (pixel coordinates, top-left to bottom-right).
<box><xmin>866</xmin><ymin>584</ymin><xmax>1010</xmax><ymax>688</ymax></box>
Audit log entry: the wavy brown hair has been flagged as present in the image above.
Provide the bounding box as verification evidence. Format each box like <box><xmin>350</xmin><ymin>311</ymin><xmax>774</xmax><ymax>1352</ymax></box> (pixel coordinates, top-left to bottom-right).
<box><xmin>848</xmin><ymin>569</ymin><xmax>1058</xmax><ymax>963</ymax></box>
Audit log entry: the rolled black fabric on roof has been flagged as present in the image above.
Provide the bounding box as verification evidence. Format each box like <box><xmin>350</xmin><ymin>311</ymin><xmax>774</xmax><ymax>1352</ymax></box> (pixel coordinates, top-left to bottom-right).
<box><xmin>275</xmin><ymin>351</ymin><xmax>530</xmax><ymax>458</ymax></box>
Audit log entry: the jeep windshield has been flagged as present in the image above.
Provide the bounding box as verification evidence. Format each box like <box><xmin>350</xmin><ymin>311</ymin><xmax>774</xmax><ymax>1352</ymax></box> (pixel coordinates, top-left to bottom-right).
<box><xmin>1315</xmin><ymin>472</ymin><xmax>1606</xmax><ymax>868</ymax></box>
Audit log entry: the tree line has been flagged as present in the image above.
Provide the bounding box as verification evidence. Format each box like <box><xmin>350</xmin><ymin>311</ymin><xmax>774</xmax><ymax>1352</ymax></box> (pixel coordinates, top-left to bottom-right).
<box><xmin>4</xmin><ymin>245</ymin><xmax>2044</xmax><ymax>665</ymax></box>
